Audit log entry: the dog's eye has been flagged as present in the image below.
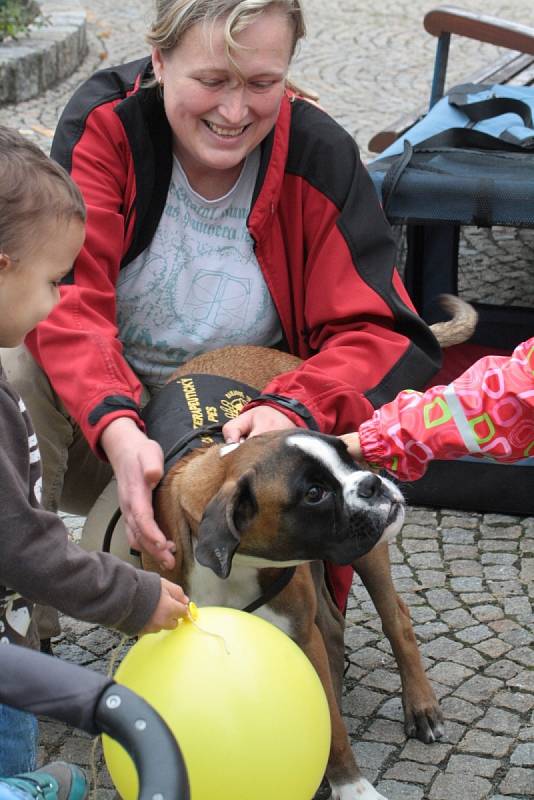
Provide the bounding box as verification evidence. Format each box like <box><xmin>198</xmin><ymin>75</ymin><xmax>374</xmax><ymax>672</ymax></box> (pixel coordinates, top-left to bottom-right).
<box><xmin>304</xmin><ymin>485</ymin><xmax>328</xmax><ymax>504</ymax></box>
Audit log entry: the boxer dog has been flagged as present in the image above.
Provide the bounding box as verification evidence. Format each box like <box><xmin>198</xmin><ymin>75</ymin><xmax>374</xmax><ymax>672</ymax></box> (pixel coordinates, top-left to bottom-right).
<box><xmin>87</xmin><ymin>296</ymin><xmax>474</xmax><ymax>800</ymax></box>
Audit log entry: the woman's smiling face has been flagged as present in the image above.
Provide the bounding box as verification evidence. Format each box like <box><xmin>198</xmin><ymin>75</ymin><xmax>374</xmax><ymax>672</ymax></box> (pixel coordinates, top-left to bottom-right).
<box><xmin>152</xmin><ymin>6</ymin><xmax>294</xmax><ymax>196</ymax></box>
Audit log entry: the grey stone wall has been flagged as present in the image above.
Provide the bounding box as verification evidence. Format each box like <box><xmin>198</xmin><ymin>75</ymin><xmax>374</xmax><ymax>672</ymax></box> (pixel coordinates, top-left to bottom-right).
<box><xmin>0</xmin><ymin>0</ymin><xmax>86</xmax><ymax>105</ymax></box>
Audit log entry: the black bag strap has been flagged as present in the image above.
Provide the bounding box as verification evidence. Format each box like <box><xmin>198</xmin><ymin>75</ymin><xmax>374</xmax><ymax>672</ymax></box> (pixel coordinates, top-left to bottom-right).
<box><xmin>381</xmin><ymin>139</ymin><xmax>414</xmax><ymax>214</ymax></box>
<box><xmin>403</xmin><ymin>127</ymin><xmax>533</xmax><ymax>152</ymax></box>
<box><xmin>448</xmin><ymin>92</ymin><xmax>534</xmax><ymax>130</ymax></box>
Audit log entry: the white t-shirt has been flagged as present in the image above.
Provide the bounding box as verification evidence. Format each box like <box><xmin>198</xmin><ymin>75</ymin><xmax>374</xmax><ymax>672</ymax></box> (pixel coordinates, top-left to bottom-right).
<box><xmin>116</xmin><ymin>148</ymin><xmax>281</xmax><ymax>390</ymax></box>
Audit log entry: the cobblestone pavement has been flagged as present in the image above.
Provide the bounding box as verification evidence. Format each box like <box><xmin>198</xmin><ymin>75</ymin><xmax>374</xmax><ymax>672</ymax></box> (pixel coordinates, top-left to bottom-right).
<box><xmin>1</xmin><ymin>1</ymin><xmax>534</xmax><ymax>799</ymax></box>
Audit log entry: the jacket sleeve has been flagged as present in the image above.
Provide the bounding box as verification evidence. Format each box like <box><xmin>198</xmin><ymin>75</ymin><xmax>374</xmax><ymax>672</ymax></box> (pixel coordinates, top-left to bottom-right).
<box><xmin>248</xmin><ymin>103</ymin><xmax>441</xmax><ymax>434</ymax></box>
<box><xmin>0</xmin><ymin>385</ymin><xmax>161</xmax><ymax>636</ymax></box>
<box><xmin>25</xmin><ymin>99</ymin><xmax>144</xmax><ymax>456</ymax></box>
<box><xmin>359</xmin><ymin>337</ymin><xmax>534</xmax><ymax>480</ymax></box>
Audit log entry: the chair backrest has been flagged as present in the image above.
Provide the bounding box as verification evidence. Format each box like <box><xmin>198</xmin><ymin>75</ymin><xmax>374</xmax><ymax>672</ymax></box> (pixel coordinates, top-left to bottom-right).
<box><xmin>424</xmin><ymin>7</ymin><xmax>534</xmax><ymax>107</ymax></box>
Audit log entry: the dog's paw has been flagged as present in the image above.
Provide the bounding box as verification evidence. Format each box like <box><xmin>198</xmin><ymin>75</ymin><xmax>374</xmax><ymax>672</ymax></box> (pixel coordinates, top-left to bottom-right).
<box><xmin>404</xmin><ymin>702</ymin><xmax>445</xmax><ymax>743</ymax></box>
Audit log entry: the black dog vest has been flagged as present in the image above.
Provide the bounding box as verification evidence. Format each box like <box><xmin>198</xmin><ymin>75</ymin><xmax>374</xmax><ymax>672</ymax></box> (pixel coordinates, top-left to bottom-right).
<box><xmin>141</xmin><ymin>374</ymin><xmax>259</xmax><ymax>473</ymax></box>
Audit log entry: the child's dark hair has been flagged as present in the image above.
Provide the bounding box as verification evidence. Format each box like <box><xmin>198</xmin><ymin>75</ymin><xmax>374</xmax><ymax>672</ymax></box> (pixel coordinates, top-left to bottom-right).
<box><xmin>0</xmin><ymin>125</ymin><xmax>86</xmax><ymax>257</ymax></box>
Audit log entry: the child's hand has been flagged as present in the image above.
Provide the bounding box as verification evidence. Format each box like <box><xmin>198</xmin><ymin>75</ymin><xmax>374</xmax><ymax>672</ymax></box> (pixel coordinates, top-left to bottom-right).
<box><xmin>339</xmin><ymin>432</ymin><xmax>362</xmax><ymax>462</ymax></box>
<box><xmin>140</xmin><ymin>578</ymin><xmax>189</xmax><ymax>634</ymax></box>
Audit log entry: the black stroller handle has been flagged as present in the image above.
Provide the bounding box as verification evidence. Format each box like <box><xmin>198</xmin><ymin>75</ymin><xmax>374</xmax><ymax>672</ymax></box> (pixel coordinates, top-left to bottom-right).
<box><xmin>0</xmin><ymin>644</ymin><xmax>190</xmax><ymax>800</ymax></box>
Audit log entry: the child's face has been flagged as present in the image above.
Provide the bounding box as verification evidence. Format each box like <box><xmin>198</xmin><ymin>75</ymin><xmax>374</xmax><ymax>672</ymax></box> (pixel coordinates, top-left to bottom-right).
<box><xmin>0</xmin><ymin>217</ymin><xmax>85</xmax><ymax>347</ymax></box>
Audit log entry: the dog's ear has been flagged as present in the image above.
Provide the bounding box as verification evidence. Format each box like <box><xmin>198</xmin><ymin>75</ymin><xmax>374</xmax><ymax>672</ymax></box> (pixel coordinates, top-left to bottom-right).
<box><xmin>195</xmin><ymin>470</ymin><xmax>258</xmax><ymax>578</ymax></box>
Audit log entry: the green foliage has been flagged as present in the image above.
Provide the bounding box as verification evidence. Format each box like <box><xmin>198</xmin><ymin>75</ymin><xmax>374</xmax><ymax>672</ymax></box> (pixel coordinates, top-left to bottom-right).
<box><xmin>0</xmin><ymin>0</ymin><xmax>40</xmax><ymax>42</ymax></box>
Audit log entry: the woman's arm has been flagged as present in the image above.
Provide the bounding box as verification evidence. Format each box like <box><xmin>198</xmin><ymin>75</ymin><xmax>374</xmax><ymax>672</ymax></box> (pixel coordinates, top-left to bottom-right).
<box><xmin>244</xmin><ymin>99</ymin><xmax>442</xmax><ymax>434</ymax></box>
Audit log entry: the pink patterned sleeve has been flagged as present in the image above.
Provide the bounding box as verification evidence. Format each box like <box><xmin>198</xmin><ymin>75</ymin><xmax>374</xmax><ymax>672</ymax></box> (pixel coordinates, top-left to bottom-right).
<box><xmin>359</xmin><ymin>337</ymin><xmax>534</xmax><ymax>481</ymax></box>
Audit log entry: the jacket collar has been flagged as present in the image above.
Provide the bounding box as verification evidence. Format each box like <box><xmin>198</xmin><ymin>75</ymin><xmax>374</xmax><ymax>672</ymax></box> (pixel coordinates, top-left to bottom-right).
<box><xmin>115</xmin><ymin>60</ymin><xmax>292</xmax><ymax>267</ymax></box>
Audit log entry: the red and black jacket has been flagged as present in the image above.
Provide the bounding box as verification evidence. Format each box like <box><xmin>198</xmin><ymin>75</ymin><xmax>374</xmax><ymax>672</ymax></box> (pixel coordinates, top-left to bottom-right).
<box><xmin>27</xmin><ymin>58</ymin><xmax>441</xmax><ymax>608</ymax></box>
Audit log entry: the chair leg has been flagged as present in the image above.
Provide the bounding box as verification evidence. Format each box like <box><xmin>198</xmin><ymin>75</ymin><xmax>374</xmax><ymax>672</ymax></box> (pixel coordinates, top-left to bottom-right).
<box><xmin>404</xmin><ymin>223</ymin><xmax>460</xmax><ymax>319</ymax></box>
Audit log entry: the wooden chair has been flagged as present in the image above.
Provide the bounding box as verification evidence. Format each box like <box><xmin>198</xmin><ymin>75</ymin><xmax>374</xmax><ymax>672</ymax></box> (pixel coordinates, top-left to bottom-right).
<box><xmin>366</xmin><ymin>5</ymin><xmax>534</xmax><ymax>344</ymax></box>
<box><xmin>365</xmin><ymin>7</ymin><xmax>534</xmax><ymax>516</ymax></box>
<box><xmin>368</xmin><ymin>6</ymin><xmax>534</xmax><ymax>155</ymax></box>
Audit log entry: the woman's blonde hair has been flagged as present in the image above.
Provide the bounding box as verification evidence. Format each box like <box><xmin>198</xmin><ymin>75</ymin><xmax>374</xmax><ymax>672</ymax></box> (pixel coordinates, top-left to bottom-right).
<box><xmin>147</xmin><ymin>0</ymin><xmax>305</xmax><ymax>60</ymax></box>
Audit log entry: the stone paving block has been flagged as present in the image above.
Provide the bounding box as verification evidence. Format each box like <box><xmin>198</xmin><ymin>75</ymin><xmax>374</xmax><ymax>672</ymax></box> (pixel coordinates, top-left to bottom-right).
<box><xmin>420</xmin><ymin>635</ymin><xmax>464</xmax><ymax>659</ymax></box>
<box><xmin>494</xmin><ymin>691</ymin><xmax>534</xmax><ymax>713</ymax></box>
<box><xmin>450</xmin><ymin>559</ymin><xmax>484</xmax><ymax>577</ymax></box>
<box><xmin>425</xmin><ymin>588</ymin><xmax>461</xmax><ymax>611</ymax></box>
<box><xmin>413</xmin><ymin>621</ymin><xmax>449</xmax><ymax>641</ymax></box>
<box><xmin>483</xmin><ymin>659</ymin><xmax>523</xmax><ymax>681</ymax></box>
<box><xmin>500</xmin><ymin>627</ymin><xmax>534</xmax><ymax>647</ymax></box>
<box><xmin>498</xmin><ymin>767</ymin><xmax>534</xmax><ymax>796</ymax></box>
<box><xmin>507</xmin><ymin>645</ymin><xmax>534</xmax><ymax>667</ymax></box>
<box><xmin>363</xmin><ymin>719</ymin><xmax>407</xmax><ymax>744</ymax></box>
<box><xmin>447</xmin><ymin>753</ymin><xmax>501</xmax><ymax>777</ymax></box>
<box><xmin>458</xmin><ymin>730</ymin><xmax>514</xmax><ymax>758</ymax></box>
<box><xmin>361</xmin><ymin>668</ymin><xmax>401</xmax><ymax>693</ymax></box>
<box><xmin>383</xmin><ymin>760</ymin><xmax>438</xmax><ymax>783</ymax></box>
<box><xmin>417</xmin><ymin>569</ymin><xmax>447</xmax><ymax>587</ymax></box>
<box><xmin>449</xmin><ymin>646</ymin><xmax>487</xmax><ymax>670</ymax></box>
<box><xmin>352</xmin><ymin>740</ymin><xmax>397</xmax><ymax>770</ymax></box>
<box><xmin>454</xmin><ymin>675</ymin><xmax>504</xmax><ymax>702</ymax></box>
<box><xmin>376</xmin><ymin>780</ymin><xmax>425</xmax><ymax>799</ymax></box>
<box><xmin>440</xmin><ymin>696</ymin><xmax>483</xmax><ymax>723</ymax></box>
<box><xmin>399</xmin><ymin>739</ymin><xmax>453</xmax><ymax>764</ymax></box>
<box><xmin>456</xmin><ymin>624</ymin><xmax>494</xmax><ymax>644</ymax></box>
<box><xmin>490</xmin><ymin>796</ymin><xmax>524</xmax><ymax>800</ymax></box>
<box><xmin>426</xmin><ymin>662</ymin><xmax>475</xmax><ymax>688</ymax></box>
<box><xmin>451</xmin><ymin>576</ymin><xmax>485</xmax><ymax>592</ymax></box>
<box><xmin>441</xmin><ymin>528</ymin><xmax>476</xmax><ymax>544</ymax></box>
<box><xmin>519</xmin><ymin>727</ymin><xmax>534</xmax><ymax>742</ymax></box>
<box><xmin>440</xmin><ymin>608</ymin><xmax>478</xmax><ymax>629</ymax></box>
<box><xmin>443</xmin><ymin>544</ymin><xmax>478</xmax><ymax>559</ymax></box>
<box><xmin>471</xmin><ymin>604</ymin><xmax>505</xmax><ymax>623</ymax></box>
<box><xmin>347</xmin><ymin>645</ymin><xmax>395</xmax><ymax>670</ymax></box>
<box><xmin>441</xmin><ymin>515</ymin><xmax>480</xmax><ymax>529</ymax></box>
<box><xmin>462</xmin><ymin>591</ymin><xmax>498</xmax><ymax>605</ymax></box>
<box><xmin>428</xmin><ymin>771</ymin><xmax>492</xmax><ymax>800</ymax></box>
<box><xmin>342</xmin><ymin>686</ymin><xmax>386</xmax><ymax>717</ymax></box>
<box><xmin>507</xmin><ymin>671</ymin><xmax>534</xmax><ymax>693</ymax></box>
<box><xmin>510</xmin><ymin>743</ymin><xmax>534</xmax><ymax>766</ymax></box>
<box><xmin>520</xmin><ymin>558</ymin><xmax>534</xmax><ymax>583</ymax></box>
<box><xmin>476</xmin><ymin>707</ymin><xmax>522</xmax><ymax>736</ymax></box>
<box><xmin>409</xmin><ymin>605</ymin><xmax>437</xmax><ymax>623</ymax></box>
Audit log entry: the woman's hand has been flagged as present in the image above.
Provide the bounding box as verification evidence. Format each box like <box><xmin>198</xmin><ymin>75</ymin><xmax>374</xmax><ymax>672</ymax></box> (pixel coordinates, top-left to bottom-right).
<box><xmin>223</xmin><ymin>405</ymin><xmax>296</xmax><ymax>442</ymax></box>
<box><xmin>100</xmin><ymin>417</ymin><xmax>176</xmax><ymax>570</ymax></box>
<box><xmin>140</xmin><ymin>579</ymin><xmax>189</xmax><ymax>634</ymax></box>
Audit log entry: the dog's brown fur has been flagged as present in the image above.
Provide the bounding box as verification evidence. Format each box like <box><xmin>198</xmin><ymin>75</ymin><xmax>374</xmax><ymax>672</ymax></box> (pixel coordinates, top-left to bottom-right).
<box><xmin>144</xmin><ymin>297</ymin><xmax>475</xmax><ymax>797</ymax></box>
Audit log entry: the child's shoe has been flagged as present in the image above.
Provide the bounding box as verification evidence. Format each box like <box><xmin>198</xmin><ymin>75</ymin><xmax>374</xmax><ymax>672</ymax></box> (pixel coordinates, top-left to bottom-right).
<box><xmin>0</xmin><ymin>762</ymin><xmax>88</xmax><ymax>800</ymax></box>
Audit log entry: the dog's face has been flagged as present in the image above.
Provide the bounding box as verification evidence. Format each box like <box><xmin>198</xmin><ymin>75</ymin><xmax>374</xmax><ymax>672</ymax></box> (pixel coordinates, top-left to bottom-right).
<box><xmin>194</xmin><ymin>430</ymin><xmax>404</xmax><ymax>578</ymax></box>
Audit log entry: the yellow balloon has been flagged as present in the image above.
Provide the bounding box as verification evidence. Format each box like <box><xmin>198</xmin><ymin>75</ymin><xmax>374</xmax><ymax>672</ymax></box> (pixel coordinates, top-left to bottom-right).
<box><xmin>103</xmin><ymin>606</ymin><xmax>331</xmax><ymax>800</ymax></box>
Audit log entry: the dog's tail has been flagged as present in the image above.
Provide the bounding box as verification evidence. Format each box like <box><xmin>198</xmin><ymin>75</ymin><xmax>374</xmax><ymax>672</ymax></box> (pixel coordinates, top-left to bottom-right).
<box><xmin>429</xmin><ymin>294</ymin><xmax>478</xmax><ymax>348</ymax></box>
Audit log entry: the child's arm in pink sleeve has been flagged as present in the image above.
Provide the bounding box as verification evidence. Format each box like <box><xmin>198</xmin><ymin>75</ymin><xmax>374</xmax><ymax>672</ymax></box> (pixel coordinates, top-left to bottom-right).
<box><xmin>359</xmin><ymin>337</ymin><xmax>534</xmax><ymax>481</ymax></box>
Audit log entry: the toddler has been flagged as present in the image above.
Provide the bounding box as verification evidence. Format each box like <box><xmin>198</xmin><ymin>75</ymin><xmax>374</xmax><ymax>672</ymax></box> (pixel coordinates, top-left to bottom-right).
<box><xmin>0</xmin><ymin>124</ymin><xmax>189</xmax><ymax>786</ymax></box>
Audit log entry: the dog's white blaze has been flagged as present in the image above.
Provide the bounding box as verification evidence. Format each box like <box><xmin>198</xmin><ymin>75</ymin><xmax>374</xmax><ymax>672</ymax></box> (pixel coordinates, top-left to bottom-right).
<box><xmin>219</xmin><ymin>442</ymin><xmax>241</xmax><ymax>457</ymax></box>
<box><xmin>287</xmin><ymin>434</ymin><xmax>352</xmax><ymax>483</ymax></box>
<box><xmin>188</xmin><ymin>554</ymin><xmax>295</xmax><ymax>638</ymax></box>
<box><xmin>330</xmin><ymin>778</ymin><xmax>388</xmax><ymax>800</ymax></box>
